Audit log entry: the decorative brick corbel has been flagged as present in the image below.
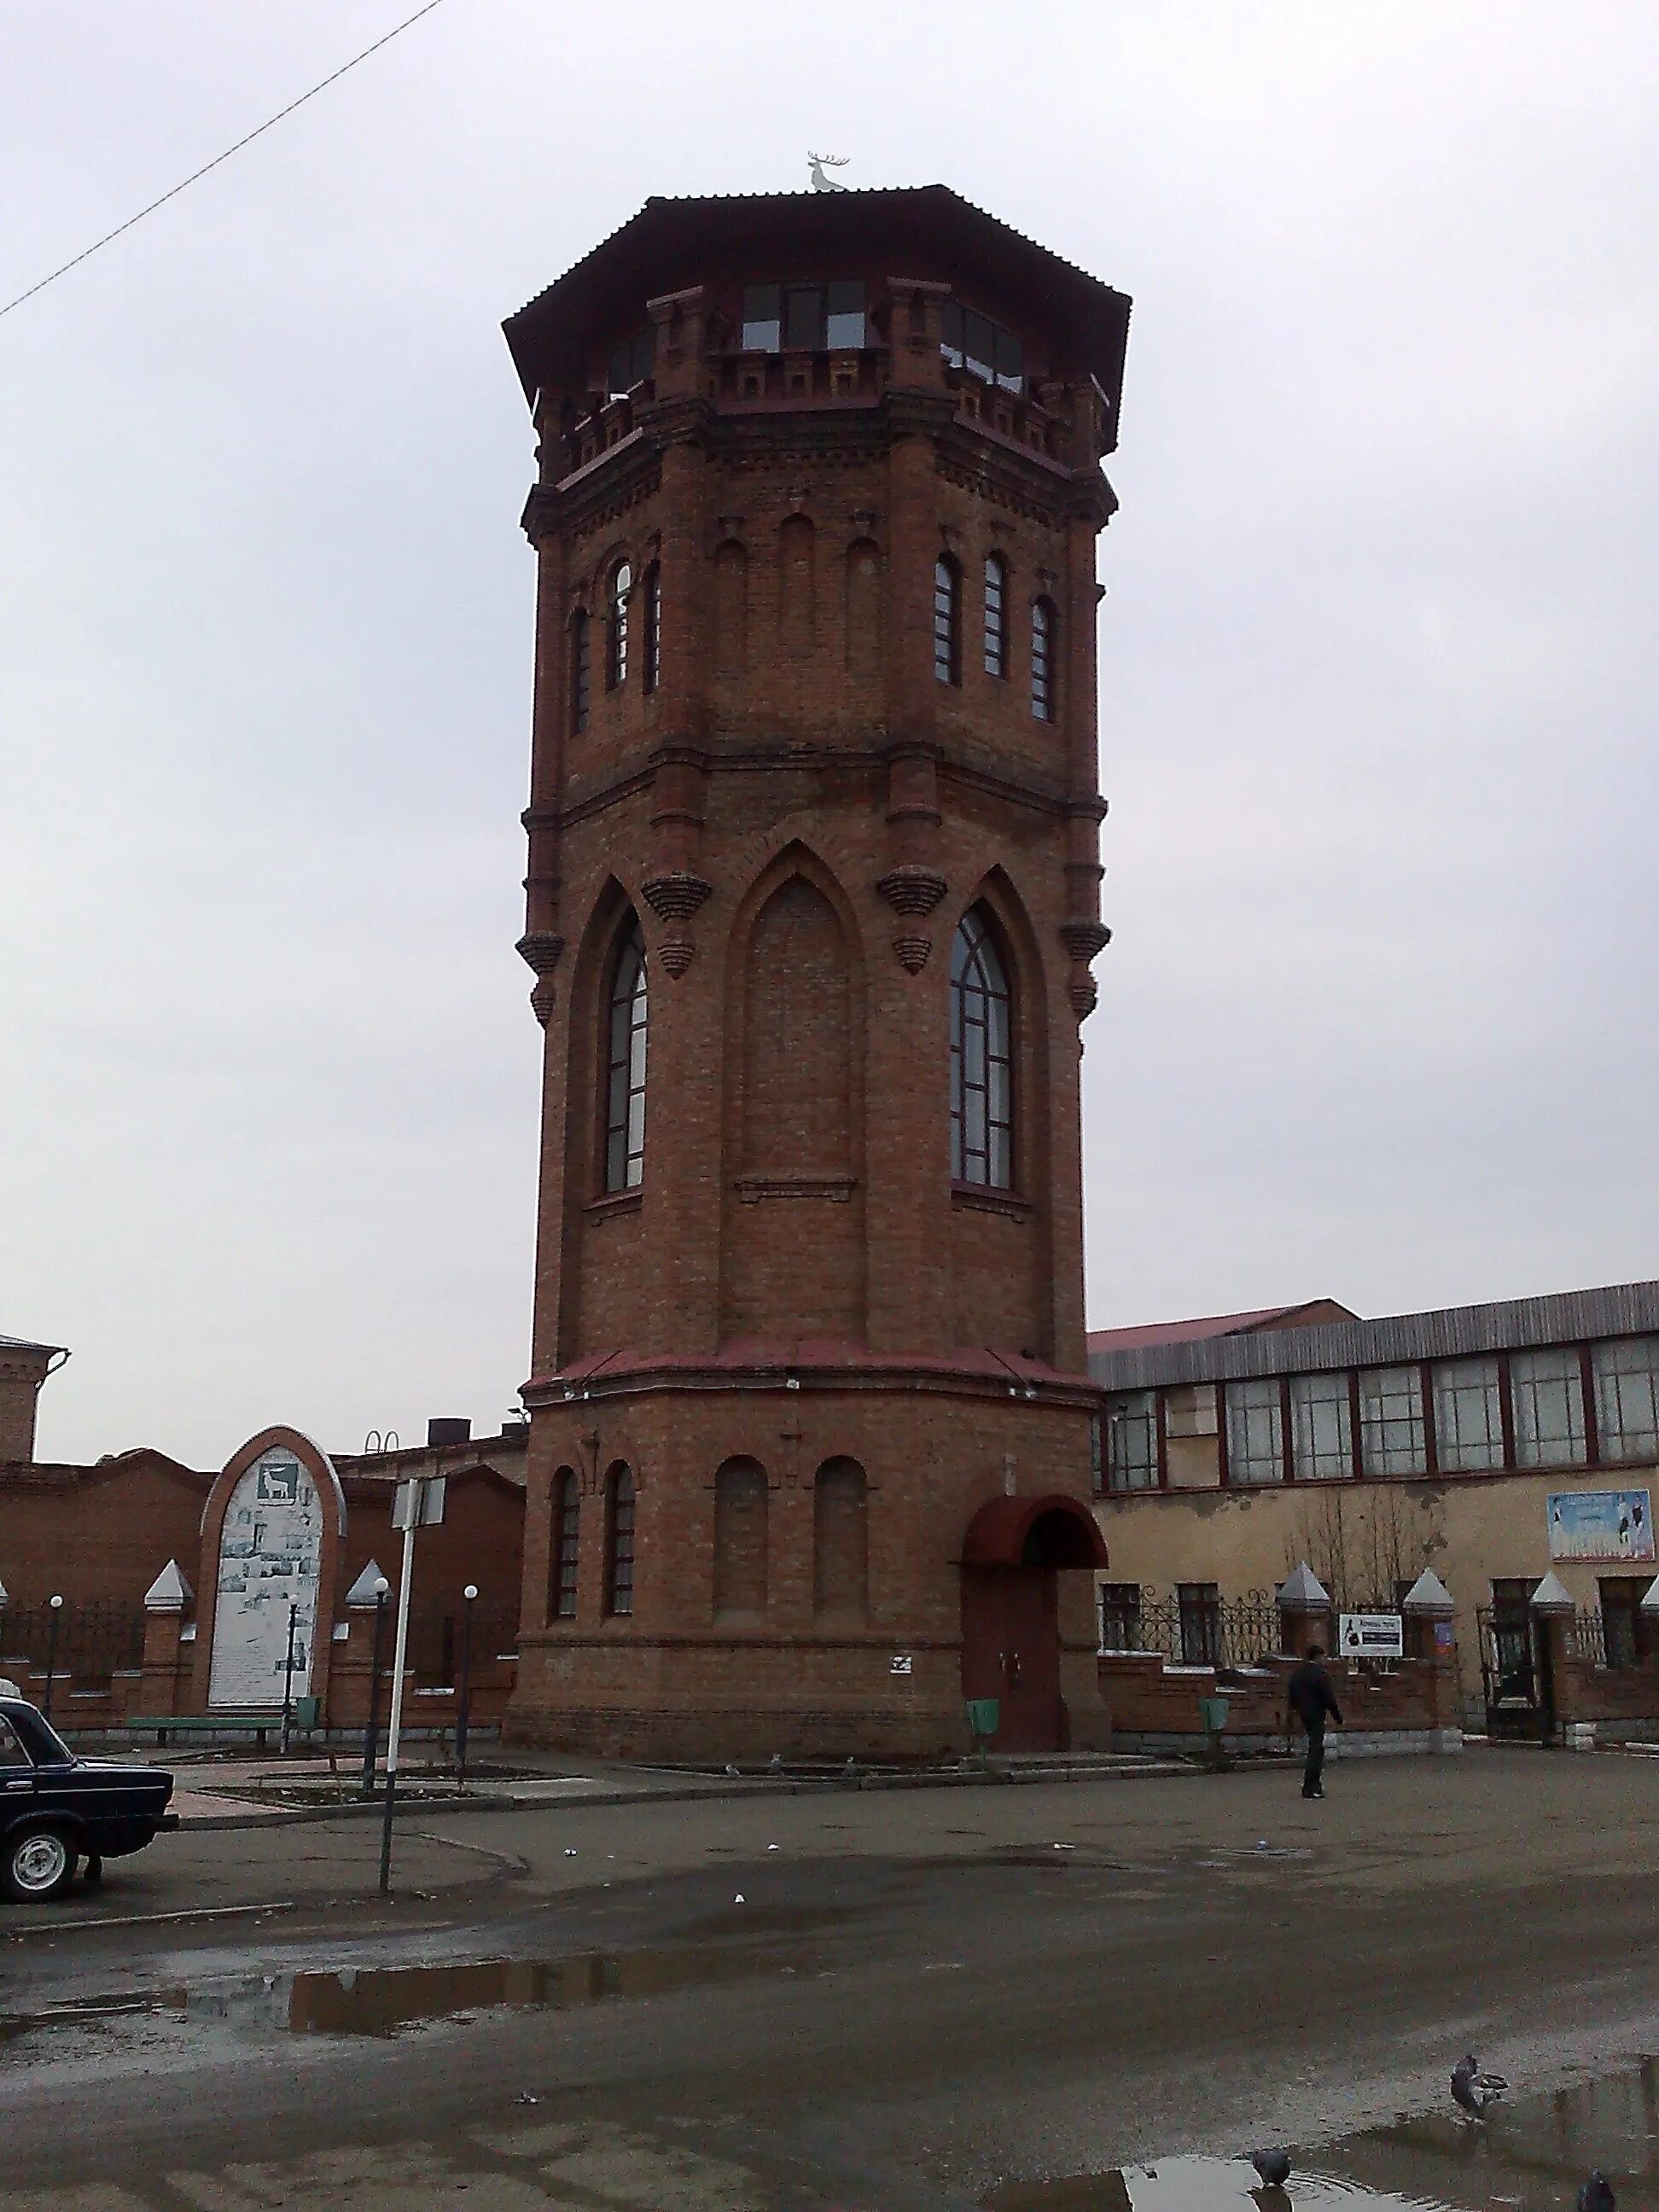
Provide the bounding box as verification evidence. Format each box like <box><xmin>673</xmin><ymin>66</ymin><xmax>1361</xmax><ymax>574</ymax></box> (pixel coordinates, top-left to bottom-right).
<box><xmin>1058</xmin><ymin>920</ymin><xmax>1111</xmax><ymax>1023</ymax></box>
<box><xmin>893</xmin><ymin>934</ymin><xmax>932</xmax><ymax>975</ymax></box>
<box><xmin>875</xmin><ymin>867</ymin><xmax>947</xmax><ymax>917</ymax></box>
<box><xmin>656</xmin><ymin>935</ymin><xmax>695</xmax><ymax>978</ymax></box>
<box><xmin>515</xmin><ymin>932</ymin><xmax>566</xmax><ymax>1025</ymax></box>
<box><xmin>642</xmin><ymin>873</ymin><xmax>713</xmax><ymax>923</ymax></box>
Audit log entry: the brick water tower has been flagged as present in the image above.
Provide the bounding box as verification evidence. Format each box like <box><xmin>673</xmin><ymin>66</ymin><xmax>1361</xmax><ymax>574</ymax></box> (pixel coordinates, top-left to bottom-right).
<box><xmin>503</xmin><ymin>187</ymin><xmax>1130</xmax><ymax>1758</ymax></box>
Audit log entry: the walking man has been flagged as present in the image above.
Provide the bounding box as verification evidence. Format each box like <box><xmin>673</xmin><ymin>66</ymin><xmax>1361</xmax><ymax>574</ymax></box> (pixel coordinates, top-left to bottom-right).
<box><xmin>1288</xmin><ymin>1643</ymin><xmax>1343</xmax><ymax>1799</ymax></box>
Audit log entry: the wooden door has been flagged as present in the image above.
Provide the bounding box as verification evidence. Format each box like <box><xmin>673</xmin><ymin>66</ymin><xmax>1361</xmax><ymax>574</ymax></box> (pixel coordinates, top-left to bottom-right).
<box><xmin>960</xmin><ymin>1566</ymin><xmax>1064</xmax><ymax>1752</ymax></box>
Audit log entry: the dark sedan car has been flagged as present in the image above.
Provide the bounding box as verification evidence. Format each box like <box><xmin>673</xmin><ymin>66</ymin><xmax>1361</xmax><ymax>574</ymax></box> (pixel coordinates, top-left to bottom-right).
<box><xmin>0</xmin><ymin>1691</ymin><xmax>177</xmax><ymax>1901</ymax></box>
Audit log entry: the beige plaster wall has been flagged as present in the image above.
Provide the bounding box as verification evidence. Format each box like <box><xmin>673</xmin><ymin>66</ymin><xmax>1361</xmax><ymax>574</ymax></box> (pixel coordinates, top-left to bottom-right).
<box><xmin>1094</xmin><ymin>1462</ymin><xmax>1659</xmax><ymax>1714</ymax></box>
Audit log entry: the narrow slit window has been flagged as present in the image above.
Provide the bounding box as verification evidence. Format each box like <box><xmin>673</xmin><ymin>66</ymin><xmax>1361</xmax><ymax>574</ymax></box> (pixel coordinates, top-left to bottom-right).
<box><xmin>570</xmin><ymin>612</ymin><xmax>591</xmax><ymax>733</ymax></box>
<box><xmin>605</xmin><ymin>1466</ymin><xmax>636</xmax><ymax>1617</ymax></box>
<box><xmin>604</xmin><ymin>919</ymin><xmax>648</xmax><ymax>1192</ymax></box>
<box><xmin>608</xmin><ymin>562</ymin><xmax>632</xmax><ymax>689</ymax></box>
<box><xmin>984</xmin><ymin>555</ymin><xmax>1006</xmax><ymax>678</ymax></box>
<box><xmin>951</xmin><ymin>908</ymin><xmax>1012</xmax><ymax>1189</ymax></box>
<box><xmin>550</xmin><ymin>1470</ymin><xmax>579</xmax><ymax>1619</ymax></box>
<box><xmin>642</xmin><ymin>563</ymin><xmax>661</xmax><ymax>695</ymax></box>
<box><xmin>1031</xmin><ymin>597</ymin><xmax>1056</xmax><ymax>721</ymax></box>
<box><xmin>933</xmin><ymin>557</ymin><xmax>960</xmax><ymax>685</ymax></box>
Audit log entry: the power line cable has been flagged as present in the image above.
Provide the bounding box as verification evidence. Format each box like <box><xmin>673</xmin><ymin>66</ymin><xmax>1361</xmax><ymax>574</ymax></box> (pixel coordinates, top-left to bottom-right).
<box><xmin>0</xmin><ymin>0</ymin><xmax>451</xmax><ymax>323</ymax></box>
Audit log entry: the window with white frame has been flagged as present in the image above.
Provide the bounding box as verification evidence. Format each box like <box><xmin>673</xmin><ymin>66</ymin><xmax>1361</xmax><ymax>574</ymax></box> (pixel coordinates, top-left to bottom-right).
<box><xmin>1290</xmin><ymin>1372</ymin><xmax>1353</xmax><ymax>1481</ymax></box>
<box><xmin>1511</xmin><ymin>1346</ymin><xmax>1587</xmax><ymax>1468</ymax></box>
<box><xmin>1433</xmin><ymin>1356</ymin><xmax>1505</xmax><ymax>1472</ymax></box>
<box><xmin>1594</xmin><ymin>1336</ymin><xmax>1659</xmax><ymax>1462</ymax></box>
<box><xmin>1225</xmin><ymin>1377</ymin><xmax>1284</xmax><ymax>1486</ymax></box>
<box><xmin>1358</xmin><ymin>1365</ymin><xmax>1425</xmax><ymax>1475</ymax></box>
<box><xmin>1104</xmin><ymin>1390</ymin><xmax>1159</xmax><ymax>1491</ymax></box>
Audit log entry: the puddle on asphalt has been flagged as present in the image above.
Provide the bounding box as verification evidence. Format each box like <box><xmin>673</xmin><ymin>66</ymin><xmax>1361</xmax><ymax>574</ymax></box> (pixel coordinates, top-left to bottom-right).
<box><xmin>984</xmin><ymin>2058</ymin><xmax>1659</xmax><ymax>2212</ymax></box>
<box><xmin>0</xmin><ymin>1938</ymin><xmax>824</xmax><ymax>2046</ymax></box>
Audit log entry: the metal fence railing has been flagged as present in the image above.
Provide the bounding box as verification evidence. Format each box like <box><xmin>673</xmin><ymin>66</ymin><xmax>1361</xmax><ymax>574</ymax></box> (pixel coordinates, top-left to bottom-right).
<box><xmin>1097</xmin><ymin>1587</ymin><xmax>1285</xmax><ymax>1673</ymax></box>
<box><xmin>0</xmin><ymin>1600</ymin><xmax>147</xmax><ymax>1688</ymax></box>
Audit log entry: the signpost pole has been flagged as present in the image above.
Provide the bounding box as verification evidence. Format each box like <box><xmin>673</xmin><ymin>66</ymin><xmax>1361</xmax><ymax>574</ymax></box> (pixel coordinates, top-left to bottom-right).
<box><xmin>280</xmin><ymin>1600</ymin><xmax>299</xmax><ymax>1755</ymax></box>
<box><xmin>379</xmin><ymin>1505</ymin><xmax>418</xmax><ymax>1895</ymax></box>
<box><xmin>361</xmin><ymin>1580</ymin><xmax>388</xmax><ymax>1796</ymax></box>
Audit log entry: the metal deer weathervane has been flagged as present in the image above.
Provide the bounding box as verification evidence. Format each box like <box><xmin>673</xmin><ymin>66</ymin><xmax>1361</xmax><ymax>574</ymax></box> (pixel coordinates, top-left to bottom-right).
<box><xmin>807</xmin><ymin>153</ymin><xmax>850</xmax><ymax>192</ymax></box>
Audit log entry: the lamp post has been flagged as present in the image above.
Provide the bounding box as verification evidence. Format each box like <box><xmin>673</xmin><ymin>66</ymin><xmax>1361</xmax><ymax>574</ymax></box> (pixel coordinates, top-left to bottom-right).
<box><xmin>360</xmin><ymin>1577</ymin><xmax>389</xmax><ymax>1795</ymax></box>
<box><xmin>456</xmin><ymin>1584</ymin><xmax>478</xmax><ymax>1790</ymax></box>
<box><xmin>280</xmin><ymin>1600</ymin><xmax>300</xmax><ymax>1756</ymax></box>
<box><xmin>43</xmin><ymin>1594</ymin><xmax>64</xmax><ymax>1723</ymax></box>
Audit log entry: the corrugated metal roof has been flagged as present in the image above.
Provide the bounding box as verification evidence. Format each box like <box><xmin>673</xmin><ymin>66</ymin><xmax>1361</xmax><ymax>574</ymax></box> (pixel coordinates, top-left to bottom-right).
<box><xmin>1089</xmin><ymin>1281</ymin><xmax>1659</xmax><ymax>1393</ymax></box>
<box><xmin>0</xmin><ymin>1333</ymin><xmax>66</xmax><ymax>1356</ymax></box>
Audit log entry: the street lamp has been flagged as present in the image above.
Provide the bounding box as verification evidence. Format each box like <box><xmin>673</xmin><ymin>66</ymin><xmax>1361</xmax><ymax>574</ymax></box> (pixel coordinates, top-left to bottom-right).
<box><xmin>456</xmin><ymin>1584</ymin><xmax>479</xmax><ymax>1790</ymax></box>
<box><xmin>43</xmin><ymin>1594</ymin><xmax>64</xmax><ymax>1724</ymax></box>
<box><xmin>360</xmin><ymin>1576</ymin><xmax>390</xmax><ymax>1796</ymax></box>
<box><xmin>279</xmin><ymin>1600</ymin><xmax>300</xmax><ymax>1756</ymax></box>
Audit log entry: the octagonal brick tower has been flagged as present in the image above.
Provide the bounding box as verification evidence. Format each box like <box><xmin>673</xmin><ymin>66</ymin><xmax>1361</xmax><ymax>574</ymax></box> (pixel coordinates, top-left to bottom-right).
<box><xmin>503</xmin><ymin>186</ymin><xmax>1130</xmax><ymax>1759</ymax></box>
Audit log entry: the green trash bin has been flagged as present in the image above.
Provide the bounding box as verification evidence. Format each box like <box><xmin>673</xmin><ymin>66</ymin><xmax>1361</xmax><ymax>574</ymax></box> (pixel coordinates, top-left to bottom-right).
<box><xmin>293</xmin><ymin>1694</ymin><xmax>321</xmax><ymax>1732</ymax></box>
<box><xmin>964</xmin><ymin>1697</ymin><xmax>1000</xmax><ymax>1748</ymax></box>
<box><xmin>1197</xmin><ymin>1695</ymin><xmax>1230</xmax><ymax>1734</ymax></box>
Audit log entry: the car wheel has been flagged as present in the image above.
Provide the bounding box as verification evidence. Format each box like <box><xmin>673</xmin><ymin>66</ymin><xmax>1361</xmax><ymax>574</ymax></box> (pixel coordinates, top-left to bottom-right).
<box><xmin>3</xmin><ymin>1823</ymin><xmax>78</xmax><ymax>1902</ymax></box>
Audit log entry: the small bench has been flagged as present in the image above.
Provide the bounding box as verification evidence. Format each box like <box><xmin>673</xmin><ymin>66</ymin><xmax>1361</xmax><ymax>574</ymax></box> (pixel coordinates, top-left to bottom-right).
<box><xmin>128</xmin><ymin>1699</ymin><xmax>320</xmax><ymax>1749</ymax></box>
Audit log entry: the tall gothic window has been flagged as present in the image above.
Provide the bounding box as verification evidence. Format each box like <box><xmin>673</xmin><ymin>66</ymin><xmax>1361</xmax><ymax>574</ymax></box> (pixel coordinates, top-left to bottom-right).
<box><xmin>933</xmin><ymin>556</ymin><xmax>960</xmax><ymax>685</ymax></box>
<box><xmin>642</xmin><ymin>562</ymin><xmax>661</xmax><ymax>694</ymax></box>
<box><xmin>983</xmin><ymin>554</ymin><xmax>1006</xmax><ymax>678</ymax></box>
<box><xmin>549</xmin><ymin>1468</ymin><xmax>579</xmax><ymax>1620</ymax></box>
<box><xmin>604</xmin><ymin>1464</ymin><xmax>636</xmax><ymax>1617</ymax></box>
<box><xmin>951</xmin><ymin>908</ymin><xmax>1013</xmax><ymax>1188</ymax></box>
<box><xmin>608</xmin><ymin>560</ymin><xmax>632</xmax><ymax>689</ymax></box>
<box><xmin>570</xmin><ymin>611</ymin><xmax>591</xmax><ymax>733</ymax></box>
<box><xmin>1031</xmin><ymin>597</ymin><xmax>1056</xmax><ymax>722</ymax></box>
<box><xmin>604</xmin><ymin>918</ymin><xmax>648</xmax><ymax>1191</ymax></box>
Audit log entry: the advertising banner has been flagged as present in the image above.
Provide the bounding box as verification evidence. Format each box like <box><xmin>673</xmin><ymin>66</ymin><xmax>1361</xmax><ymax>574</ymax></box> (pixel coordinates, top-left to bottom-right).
<box><xmin>1547</xmin><ymin>1489</ymin><xmax>1655</xmax><ymax>1563</ymax></box>
<box><xmin>1339</xmin><ymin>1612</ymin><xmax>1404</xmax><ymax>1660</ymax></box>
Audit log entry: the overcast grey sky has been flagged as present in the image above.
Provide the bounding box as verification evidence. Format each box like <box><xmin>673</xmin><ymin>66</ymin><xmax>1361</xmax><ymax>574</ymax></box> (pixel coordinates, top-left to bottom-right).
<box><xmin>3</xmin><ymin>3</ymin><xmax>1656</xmax><ymax>1468</ymax></box>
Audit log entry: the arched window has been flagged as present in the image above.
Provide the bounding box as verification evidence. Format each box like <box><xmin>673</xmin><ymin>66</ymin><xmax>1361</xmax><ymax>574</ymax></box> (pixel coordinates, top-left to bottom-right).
<box><xmin>642</xmin><ymin>562</ymin><xmax>661</xmax><ymax>695</ymax></box>
<box><xmin>813</xmin><ymin>1458</ymin><xmax>868</xmax><ymax>1620</ymax></box>
<box><xmin>570</xmin><ymin>611</ymin><xmax>591</xmax><ymax>733</ymax></box>
<box><xmin>1031</xmin><ymin>597</ymin><xmax>1056</xmax><ymax>722</ymax></box>
<box><xmin>603</xmin><ymin>1464</ymin><xmax>636</xmax><ymax>1617</ymax></box>
<box><xmin>983</xmin><ymin>555</ymin><xmax>1006</xmax><ymax>679</ymax></box>
<box><xmin>608</xmin><ymin>560</ymin><xmax>632</xmax><ymax>689</ymax></box>
<box><xmin>604</xmin><ymin>918</ymin><xmax>648</xmax><ymax>1192</ymax></box>
<box><xmin>933</xmin><ymin>556</ymin><xmax>960</xmax><ymax>685</ymax></box>
<box><xmin>951</xmin><ymin>908</ymin><xmax>1013</xmax><ymax>1189</ymax></box>
<box><xmin>549</xmin><ymin>1468</ymin><xmax>579</xmax><ymax>1620</ymax></box>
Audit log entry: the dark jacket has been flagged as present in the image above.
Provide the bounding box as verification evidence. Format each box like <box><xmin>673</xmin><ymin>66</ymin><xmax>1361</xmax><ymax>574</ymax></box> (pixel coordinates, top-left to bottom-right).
<box><xmin>1287</xmin><ymin>1659</ymin><xmax>1343</xmax><ymax>1731</ymax></box>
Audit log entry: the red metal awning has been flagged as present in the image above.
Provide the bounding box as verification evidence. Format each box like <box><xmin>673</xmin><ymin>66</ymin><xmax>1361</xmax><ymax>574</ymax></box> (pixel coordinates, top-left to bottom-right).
<box><xmin>960</xmin><ymin>1493</ymin><xmax>1108</xmax><ymax>1570</ymax></box>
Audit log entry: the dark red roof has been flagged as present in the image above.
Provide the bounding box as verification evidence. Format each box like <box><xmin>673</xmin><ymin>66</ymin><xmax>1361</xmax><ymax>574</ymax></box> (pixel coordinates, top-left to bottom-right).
<box><xmin>503</xmin><ymin>184</ymin><xmax>1131</xmax><ymax>430</ymax></box>
<box><xmin>1086</xmin><ymin>1301</ymin><xmax>1359</xmax><ymax>1355</ymax></box>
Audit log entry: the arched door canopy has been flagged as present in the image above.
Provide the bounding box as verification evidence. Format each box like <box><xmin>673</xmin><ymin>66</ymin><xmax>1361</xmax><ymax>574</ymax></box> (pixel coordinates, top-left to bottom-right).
<box><xmin>960</xmin><ymin>1493</ymin><xmax>1108</xmax><ymax>1571</ymax></box>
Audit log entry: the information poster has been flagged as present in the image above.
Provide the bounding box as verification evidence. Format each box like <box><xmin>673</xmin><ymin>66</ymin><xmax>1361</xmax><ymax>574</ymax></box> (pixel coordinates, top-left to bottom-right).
<box><xmin>207</xmin><ymin>1448</ymin><xmax>323</xmax><ymax>1708</ymax></box>
<box><xmin>1547</xmin><ymin>1489</ymin><xmax>1655</xmax><ymax>1563</ymax></box>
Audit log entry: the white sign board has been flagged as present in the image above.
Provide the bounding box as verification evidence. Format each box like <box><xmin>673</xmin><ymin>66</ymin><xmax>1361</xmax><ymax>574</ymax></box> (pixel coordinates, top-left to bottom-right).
<box><xmin>1339</xmin><ymin>1612</ymin><xmax>1404</xmax><ymax>1660</ymax></box>
<box><xmin>208</xmin><ymin>1449</ymin><xmax>322</xmax><ymax>1709</ymax></box>
<box><xmin>1548</xmin><ymin>1489</ymin><xmax>1655</xmax><ymax>1563</ymax></box>
<box><xmin>889</xmin><ymin>1654</ymin><xmax>913</xmax><ymax>1676</ymax></box>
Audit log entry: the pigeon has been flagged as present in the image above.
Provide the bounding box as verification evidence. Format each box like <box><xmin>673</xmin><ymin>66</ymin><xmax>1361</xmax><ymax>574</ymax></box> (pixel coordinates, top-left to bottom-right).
<box><xmin>1578</xmin><ymin>2175</ymin><xmax>1615</xmax><ymax>2212</ymax></box>
<box><xmin>767</xmin><ymin>1752</ymin><xmax>783</xmax><ymax>1773</ymax></box>
<box><xmin>1251</xmin><ymin>2150</ymin><xmax>1292</xmax><ymax>2188</ymax></box>
<box><xmin>725</xmin><ymin>1762</ymin><xmax>741</xmax><ymax>1777</ymax></box>
<box><xmin>1451</xmin><ymin>2053</ymin><xmax>1508</xmax><ymax>2118</ymax></box>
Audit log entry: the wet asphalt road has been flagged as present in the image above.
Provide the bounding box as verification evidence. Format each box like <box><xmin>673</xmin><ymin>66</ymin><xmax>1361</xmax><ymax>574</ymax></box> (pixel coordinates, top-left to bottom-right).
<box><xmin>5</xmin><ymin>1749</ymin><xmax>1659</xmax><ymax>2209</ymax></box>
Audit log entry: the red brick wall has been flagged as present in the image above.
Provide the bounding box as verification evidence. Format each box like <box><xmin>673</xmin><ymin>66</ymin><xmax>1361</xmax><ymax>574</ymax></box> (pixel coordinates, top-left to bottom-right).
<box><xmin>0</xmin><ymin>1453</ymin><xmax>211</xmax><ymax>1610</ymax></box>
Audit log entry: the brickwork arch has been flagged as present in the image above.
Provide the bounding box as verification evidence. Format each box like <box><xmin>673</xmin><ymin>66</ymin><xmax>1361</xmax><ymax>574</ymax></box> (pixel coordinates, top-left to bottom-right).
<box><xmin>719</xmin><ymin>844</ymin><xmax>867</xmax><ymax>1343</ymax></box>
<box><xmin>712</xmin><ymin>1457</ymin><xmax>769</xmax><ymax>1620</ymax></box>
<box><xmin>813</xmin><ymin>1458</ymin><xmax>869</xmax><ymax>1621</ymax></box>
